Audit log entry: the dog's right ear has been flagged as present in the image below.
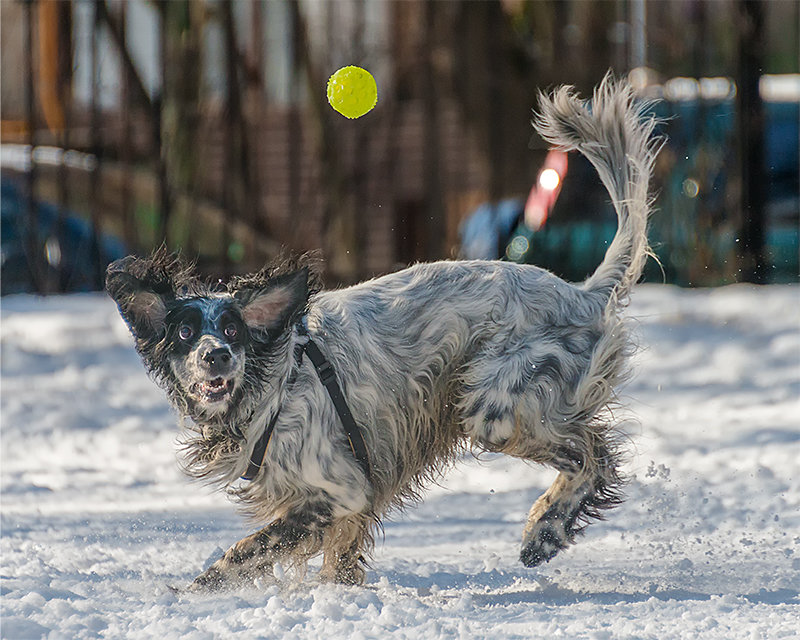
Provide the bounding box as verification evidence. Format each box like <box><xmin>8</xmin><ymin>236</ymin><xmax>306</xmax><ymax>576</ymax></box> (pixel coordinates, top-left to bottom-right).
<box><xmin>105</xmin><ymin>257</ymin><xmax>169</xmax><ymax>339</ymax></box>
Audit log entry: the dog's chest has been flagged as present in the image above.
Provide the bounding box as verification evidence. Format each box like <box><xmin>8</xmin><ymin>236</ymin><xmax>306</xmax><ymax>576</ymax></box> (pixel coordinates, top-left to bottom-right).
<box><xmin>240</xmin><ymin>393</ymin><xmax>370</xmax><ymax>517</ymax></box>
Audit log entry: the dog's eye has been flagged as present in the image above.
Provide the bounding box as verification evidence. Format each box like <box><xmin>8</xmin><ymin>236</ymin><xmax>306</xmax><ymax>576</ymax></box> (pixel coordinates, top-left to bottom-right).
<box><xmin>224</xmin><ymin>323</ymin><xmax>238</xmax><ymax>339</ymax></box>
<box><xmin>178</xmin><ymin>325</ymin><xmax>194</xmax><ymax>341</ymax></box>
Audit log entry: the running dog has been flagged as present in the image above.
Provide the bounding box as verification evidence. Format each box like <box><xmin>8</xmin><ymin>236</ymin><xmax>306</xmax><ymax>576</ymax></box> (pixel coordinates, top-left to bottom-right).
<box><xmin>106</xmin><ymin>76</ymin><xmax>660</xmax><ymax>590</ymax></box>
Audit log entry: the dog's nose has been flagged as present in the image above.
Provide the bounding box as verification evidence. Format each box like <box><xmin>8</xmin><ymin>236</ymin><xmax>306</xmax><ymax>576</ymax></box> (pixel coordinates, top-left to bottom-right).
<box><xmin>202</xmin><ymin>348</ymin><xmax>231</xmax><ymax>367</ymax></box>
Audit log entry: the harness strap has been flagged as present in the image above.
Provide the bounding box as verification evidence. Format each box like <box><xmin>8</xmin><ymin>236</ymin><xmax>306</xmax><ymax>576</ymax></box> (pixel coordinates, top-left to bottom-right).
<box><xmin>302</xmin><ymin>338</ymin><xmax>373</xmax><ymax>480</ymax></box>
<box><xmin>240</xmin><ymin>407</ymin><xmax>281</xmax><ymax>481</ymax></box>
<box><xmin>240</xmin><ymin>341</ymin><xmax>303</xmax><ymax>481</ymax></box>
<box><xmin>241</xmin><ymin>325</ymin><xmax>372</xmax><ymax>482</ymax></box>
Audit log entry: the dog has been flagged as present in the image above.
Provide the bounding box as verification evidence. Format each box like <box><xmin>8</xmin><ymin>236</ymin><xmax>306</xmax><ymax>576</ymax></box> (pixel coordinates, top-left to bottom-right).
<box><xmin>106</xmin><ymin>76</ymin><xmax>660</xmax><ymax>590</ymax></box>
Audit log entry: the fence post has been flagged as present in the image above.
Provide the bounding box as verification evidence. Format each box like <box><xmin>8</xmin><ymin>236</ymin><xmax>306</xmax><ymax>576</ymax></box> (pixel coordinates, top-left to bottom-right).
<box><xmin>23</xmin><ymin>0</ymin><xmax>44</xmax><ymax>293</ymax></box>
<box><xmin>88</xmin><ymin>0</ymin><xmax>104</xmax><ymax>290</ymax></box>
<box><xmin>737</xmin><ymin>0</ymin><xmax>767</xmax><ymax>284</ymax></box>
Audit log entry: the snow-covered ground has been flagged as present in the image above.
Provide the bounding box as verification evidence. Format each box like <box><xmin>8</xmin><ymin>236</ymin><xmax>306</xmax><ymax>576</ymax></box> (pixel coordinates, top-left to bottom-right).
<box><xmin>2</xmin><ymin>284</ymin><xmax>798</xmax><ymax>639</ymax></box>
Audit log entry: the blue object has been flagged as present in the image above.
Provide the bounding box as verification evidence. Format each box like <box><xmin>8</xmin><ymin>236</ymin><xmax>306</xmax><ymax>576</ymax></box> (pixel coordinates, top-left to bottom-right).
<box><xmin>459</xmin><ymin>199</ymin><xmax>523</xmax><ymax>260</ymax></box>
<box><xmin>1</xmin><ymin>177</ymin><xmax>127</xmax><ymax>294</ymax></box>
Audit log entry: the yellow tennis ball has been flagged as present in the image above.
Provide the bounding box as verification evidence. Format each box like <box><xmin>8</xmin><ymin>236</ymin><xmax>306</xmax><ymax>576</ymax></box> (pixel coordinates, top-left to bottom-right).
<box><xmin>327</xmin><ymin>66</ymin><xmax>377</xmax><ymax>119</ymax></box>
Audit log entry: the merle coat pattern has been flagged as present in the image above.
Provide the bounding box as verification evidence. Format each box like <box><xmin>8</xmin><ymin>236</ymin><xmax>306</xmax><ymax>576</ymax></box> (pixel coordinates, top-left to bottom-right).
<box><xmin>106</xmin><ymin>76</ymin><xmax>661</xmax><ymax>590</ymax></box>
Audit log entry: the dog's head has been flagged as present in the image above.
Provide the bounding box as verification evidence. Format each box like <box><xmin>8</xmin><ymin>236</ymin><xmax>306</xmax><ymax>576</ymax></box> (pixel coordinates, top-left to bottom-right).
<box><xmin>106</xmin><ymin>250</ymin><xmax>311</xmax><ymax>421</ymax></box>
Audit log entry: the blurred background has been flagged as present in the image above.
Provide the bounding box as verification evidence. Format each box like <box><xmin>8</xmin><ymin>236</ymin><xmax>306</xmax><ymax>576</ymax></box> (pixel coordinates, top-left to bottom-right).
<box><xmin>1</xmin><ymin>0</ymin><xmax>797</xmax><ymax>294</ymax></box>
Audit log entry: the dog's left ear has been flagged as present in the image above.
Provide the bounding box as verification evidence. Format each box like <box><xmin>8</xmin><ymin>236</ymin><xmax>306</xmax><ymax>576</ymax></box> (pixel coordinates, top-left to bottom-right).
<box><xmin>235</xmin><ymin>268</ymin><xmax>309</xmax><ymax>334</ymax></box>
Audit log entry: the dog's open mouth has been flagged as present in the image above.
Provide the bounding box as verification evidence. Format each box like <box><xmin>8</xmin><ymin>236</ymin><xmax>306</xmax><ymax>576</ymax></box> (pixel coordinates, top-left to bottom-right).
<box><xmin>192</xmin><ymin>378</ymin><xmax>234</xmax><ymax>403</ymax></box>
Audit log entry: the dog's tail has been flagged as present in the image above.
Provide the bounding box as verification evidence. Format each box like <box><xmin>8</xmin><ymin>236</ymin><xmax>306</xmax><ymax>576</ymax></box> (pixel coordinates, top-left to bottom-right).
<box><xmin>533</xmin><ymin>73</ymin><xmax>661</xmax><ymax>307</ymax></box>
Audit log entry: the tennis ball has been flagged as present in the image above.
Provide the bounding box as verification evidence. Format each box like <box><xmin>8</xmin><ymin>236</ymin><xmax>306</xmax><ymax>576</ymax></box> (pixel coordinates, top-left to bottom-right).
<box><xmin>327</xmin><ymin>66</ymin><xmax>377</xmax><ymax>119</ymax></box>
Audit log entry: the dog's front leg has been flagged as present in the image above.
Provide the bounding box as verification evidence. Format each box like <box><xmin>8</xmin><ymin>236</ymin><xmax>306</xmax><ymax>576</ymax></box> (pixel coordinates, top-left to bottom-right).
<box><xmin>187</xmin><ymin>517</ymin><xmax>324</xmax><ymax>592</ymax></box>
<box><xmin>319</xmin><ymin>515</ymin><xmax>371</xmax><ymax>585</ymax></box>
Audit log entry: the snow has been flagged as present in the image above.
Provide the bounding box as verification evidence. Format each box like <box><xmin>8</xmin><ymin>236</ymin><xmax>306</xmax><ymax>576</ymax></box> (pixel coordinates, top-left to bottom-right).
<box><xmin>2</xmin><ymin>284</ymin><xmax>799</xmax><ymax>639</ymax></box>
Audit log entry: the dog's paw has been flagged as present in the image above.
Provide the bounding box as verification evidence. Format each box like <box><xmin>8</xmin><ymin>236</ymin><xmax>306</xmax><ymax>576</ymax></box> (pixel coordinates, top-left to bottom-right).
<box><xmin>319</xmin><ymin>562</ymin><xmax>366</xmax><ymax>586</ymax></box>
<box><xmin>165</xmin><ymin>581</ymin><xmax>215</xmax><ymax>597</ymax></box>
<box><xmin>519</xmin><ymin>521</ymin><xmax>569</xmax><ymax>568</ymax></box>
<box><xmin>184</xmin><ymin>561</ymin><xmax>279</xmax><ymax>593</ymax></box>
<box><xmin>186</xmin><ymin>564</ymin><xmax>240</xmax><ymax>593</ymax></box>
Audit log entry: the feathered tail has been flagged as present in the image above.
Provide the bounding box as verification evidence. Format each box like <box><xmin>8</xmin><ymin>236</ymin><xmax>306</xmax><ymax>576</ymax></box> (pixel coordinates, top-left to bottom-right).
<box><xmin>533</xmin><ymin>74</ymin><xmax>662</xmax><ymax>307</ymax></box>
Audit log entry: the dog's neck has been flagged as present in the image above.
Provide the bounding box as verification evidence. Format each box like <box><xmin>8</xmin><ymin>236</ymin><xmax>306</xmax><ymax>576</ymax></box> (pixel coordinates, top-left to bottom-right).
<box><xmin>239</xmin><ymin>318</ymin><xmax>309</xmax><ymax>435</ymax></box>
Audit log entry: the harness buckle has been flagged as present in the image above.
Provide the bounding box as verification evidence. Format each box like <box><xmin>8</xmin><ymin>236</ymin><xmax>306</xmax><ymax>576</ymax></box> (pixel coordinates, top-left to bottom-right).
<box><xmin>316</xmin><ymin>359</ymin><xmax>336</xmax><ymax>386</ymax></box>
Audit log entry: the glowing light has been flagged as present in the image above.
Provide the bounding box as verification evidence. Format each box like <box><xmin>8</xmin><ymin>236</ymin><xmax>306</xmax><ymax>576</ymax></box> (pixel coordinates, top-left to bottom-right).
<box><xmin>506</xmin><ymin>235</ymin><xmax>530</xmax><ymax>262</ymax></box>
<box><xmin>44</xmin><ymin>237</ymin><xmax>61</xmax><ymax>267</ymax></box>
<box><xmin>538</xmin><ymin>168</ymin><xmax>561</xmax><ymax>191</ymax></box>
<box><xmin>682</xmin><ymin>178</ymin><xmax>700</xmax><ymax>198</ymax></box>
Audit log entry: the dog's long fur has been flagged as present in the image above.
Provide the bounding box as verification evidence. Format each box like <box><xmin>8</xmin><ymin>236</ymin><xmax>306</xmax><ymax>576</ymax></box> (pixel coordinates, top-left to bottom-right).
<box><xmin>107</xmin><ymin>76</ymin><xmax>660</xmax><ymax>589</ymax></box>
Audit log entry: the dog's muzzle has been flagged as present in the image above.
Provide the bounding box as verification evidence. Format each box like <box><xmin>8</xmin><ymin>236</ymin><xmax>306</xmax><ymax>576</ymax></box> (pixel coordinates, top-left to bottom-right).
<box><xmin>188</xmin><ymin>343</ymin><xmax>238</xmax><ymax>404</ymax></box>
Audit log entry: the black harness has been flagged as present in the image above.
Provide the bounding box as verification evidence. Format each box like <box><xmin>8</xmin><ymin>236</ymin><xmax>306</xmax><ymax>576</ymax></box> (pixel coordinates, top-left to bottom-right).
<box><xmin>240</xmin><ymin>321</ymin><xmax>372</xmax><ymax>482</ymax></box>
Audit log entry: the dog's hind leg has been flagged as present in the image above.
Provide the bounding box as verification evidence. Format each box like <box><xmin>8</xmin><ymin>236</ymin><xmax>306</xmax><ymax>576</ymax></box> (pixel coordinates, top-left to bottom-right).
<box><xmin>519</xmin><ymin>435</ymin><xmax>624</xmax><ymax>567</ymax></box>
<box><xmin>188</xmin><ymin>512</ymin><xmax>327</xmax><ymax>592</ymax></box>
<box><xmin>319</xmin><ymin>514</ymin><xmax>372</xmax><ymax>585</ymax></box>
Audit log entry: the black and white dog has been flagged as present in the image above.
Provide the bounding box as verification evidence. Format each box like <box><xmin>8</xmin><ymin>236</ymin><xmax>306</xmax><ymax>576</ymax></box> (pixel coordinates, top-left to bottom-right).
<box><xmin>107</xmin><ymin>76</ymin><xmax>660</xmax><ymax>590</ymax></box>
